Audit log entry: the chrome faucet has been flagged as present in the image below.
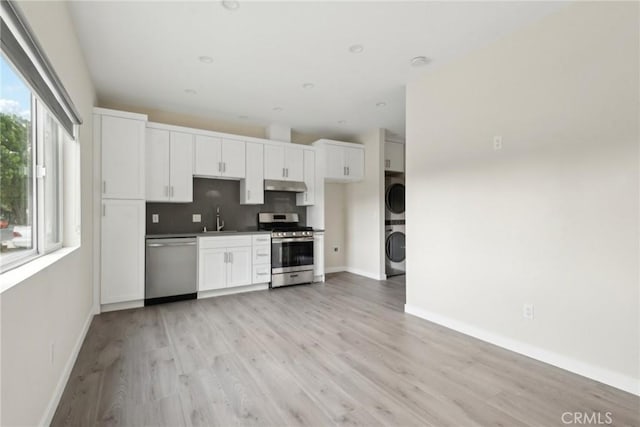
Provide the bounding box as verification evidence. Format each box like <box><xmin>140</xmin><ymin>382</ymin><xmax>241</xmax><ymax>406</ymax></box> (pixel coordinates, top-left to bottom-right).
<box><xmin>216</xmin><ymin>207</ymin><xmax>225</xmax><ymax>231</ymax></box>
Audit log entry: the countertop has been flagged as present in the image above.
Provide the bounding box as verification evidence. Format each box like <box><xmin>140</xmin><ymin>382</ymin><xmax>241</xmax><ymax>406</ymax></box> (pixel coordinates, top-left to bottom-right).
<box><xmin>146</xmin><ymin>230</ymin><xmax>271</xmax><ymax>239</ymax></box>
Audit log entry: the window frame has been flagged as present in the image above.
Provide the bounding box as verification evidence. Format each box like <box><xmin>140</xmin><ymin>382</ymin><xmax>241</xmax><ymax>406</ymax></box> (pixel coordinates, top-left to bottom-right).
<box><xmin>0</xmin><ymin>57</ymin><xmax>72</xmax><ymax>273</ymax></box>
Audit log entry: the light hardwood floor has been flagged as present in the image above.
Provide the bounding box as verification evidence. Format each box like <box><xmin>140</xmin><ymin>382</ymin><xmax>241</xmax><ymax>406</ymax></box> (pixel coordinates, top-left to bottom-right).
<box><xmin>53</xmin><ymin>272</ymin><xmax>639</xmax><ymax>426</ymax></box>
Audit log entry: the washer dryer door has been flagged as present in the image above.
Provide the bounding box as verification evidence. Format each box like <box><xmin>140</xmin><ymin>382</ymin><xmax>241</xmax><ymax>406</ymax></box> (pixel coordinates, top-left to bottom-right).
<box><xmin>386</xmin><ymin>231</ymin><xmax>406</xmax><ymax>263</ymax></box>
<box><xmin>385</xmin><ymin>183</ymin><xmax>405</xmax><ymax>217</ymax></box>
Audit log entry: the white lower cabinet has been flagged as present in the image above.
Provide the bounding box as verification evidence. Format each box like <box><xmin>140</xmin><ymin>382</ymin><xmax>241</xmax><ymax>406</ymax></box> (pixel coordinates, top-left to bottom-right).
<box><xmin>313</xmin><ymin>231</ymin><xmax>325</xmax><ymax>282</ymax></box>
<box><xmin>252</xmin><ymin>233</ymin><xmax>271</xmax><ymax>284</ymax></box>
<box><xmin>226</xmin><ymin>247</ymin><xmax>252</xmax><ymax>287</ymax></box>
<box><xmin>101</xmin><ymin>199</ymin><xmax>145</xmax><ymax>304</ymax></box>
<box><xmin>198</xmin><ymin>235</ymin><xmax>262</xmax><ymax>291</ymax></box>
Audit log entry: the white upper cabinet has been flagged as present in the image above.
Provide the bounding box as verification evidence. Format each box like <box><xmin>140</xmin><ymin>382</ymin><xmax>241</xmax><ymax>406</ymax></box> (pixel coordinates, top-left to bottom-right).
<box><xmin>100</xmin><ymin>113</ymin><xmax>146</xmax><ymax>199</ymax></box>
<box><xmin>344</xmin><ymin>146</ymin><xmax>364</xmax><ymax>180</ymax></box>
<box><xmin>240</xmin><ymin>142</ymin><xmax>264</xmax><ymax>205</ymax></box>
<box><xmin>169</xmin><ymin>132</ymin><xmax>194</xmax><ymax>202</ymax></box>
<box><xmin>264</xmin><ymin>144</ymin><xmax>304</xmax><ymax>181</ymax></box>
<box><xmin>194</xmin><ymin>135</ymin><xmax>246</xmax><ymax>179</ymax></box>
<box><xmin>296</xmin><ymin>149</ymin><xmax>315</xmax><ymax>206</ymax></box>
<box><xmin>315</xmin><ymin>140</ymin><xmax>364</xmax><ymax>183</ymax></box>
<box><xmin>384</xmin><ymin>141</ymin><xmax>404</xmax><ymax>172</ymax></box>
<box><xmin>284</xmin><ymin>146</ymin><xmax>303</xmax><ymax>181</ymax></box>
<box><xmin>146</xmin><ymin>128</ymin><xmax>193</xmax><ymax>202</ymax></box>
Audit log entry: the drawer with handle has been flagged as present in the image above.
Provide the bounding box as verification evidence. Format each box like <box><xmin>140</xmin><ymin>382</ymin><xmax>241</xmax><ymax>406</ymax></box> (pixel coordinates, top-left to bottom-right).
<box><xmin>253</xmin><ymin>264</ymin><xmax>271</xmax><ymax>284</ymax></box>
<box><xmin>253</xmin><ymin>244</ymin><xmax>271</xmax><ymax>264</ymax></box>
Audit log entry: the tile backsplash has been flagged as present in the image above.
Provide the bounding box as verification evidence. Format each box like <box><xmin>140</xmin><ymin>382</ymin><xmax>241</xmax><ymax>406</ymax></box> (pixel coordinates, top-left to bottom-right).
<box><xmin>146</xmin><ymin>178</ymin><xmax>306</xmax><ymax>234</ymax></box>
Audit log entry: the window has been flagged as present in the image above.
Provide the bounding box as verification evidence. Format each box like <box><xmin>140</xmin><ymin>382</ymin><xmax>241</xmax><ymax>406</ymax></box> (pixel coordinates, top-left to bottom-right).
<box><xmin>0</xmin><ymin>54</ymin><xmax>35</xmax><ymax>268</ymax></box>
<box><xmin>0</xmin><ymin>2</ymin><xmax>82</xmax><ymax>274</ymax></box>
<box><xmin>0</xmin><ymin>54</ymin><xmax>73</xmax><ymax>272</ymax></box>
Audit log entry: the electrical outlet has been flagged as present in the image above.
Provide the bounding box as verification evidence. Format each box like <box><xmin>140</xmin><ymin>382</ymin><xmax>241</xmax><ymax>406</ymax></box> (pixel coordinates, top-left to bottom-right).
<box><xmin>152</xmin><ymin>214</ymin><xmax>159</xmax><ymax>223</ymax></box>
<box><xmin>523</xmin><ymin>303</ymin><xmax>534</xmax><ymax>320</ymax></box>
<box><xmin>333</xmin><ymin>246</ymin><xmax>339</xmax><ymax>252</ymax></box>
<box><xmin>493</xmin><ymin>135</ymin><xmax>503</xmax><ymax>150</ymax></box>
<box><xmin>192</xmin><ymin>214</ymin><xmax>201</xmax><ymax>223</ymax></box>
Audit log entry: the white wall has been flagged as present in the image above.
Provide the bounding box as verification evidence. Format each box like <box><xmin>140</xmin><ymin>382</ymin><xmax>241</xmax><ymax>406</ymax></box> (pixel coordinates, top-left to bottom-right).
<box><xmin>344</xmin><ymin>129</ymin><xmax>386</xmax><ymax>280</ymax></box>
<box><xmin>324</xmin><ymin>183</ymin><xmax>346</xmax><ymax>269</ymax></box>
<box><xmin>0</xmin><ymin>1</ymin><xmax>97</xmax><ymax>425</ymax></box>
<box><xmin>405</xmin><ymin>2</ymin><xmax>639</xmax><ymax>393</ymax></box>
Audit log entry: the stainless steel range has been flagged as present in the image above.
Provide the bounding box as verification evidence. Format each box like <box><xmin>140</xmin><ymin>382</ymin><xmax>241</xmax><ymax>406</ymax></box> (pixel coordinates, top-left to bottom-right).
<box><xmin>258</xmin><ymin>213</ymin><xmax>314</xmax><ymax>288</ymax></box>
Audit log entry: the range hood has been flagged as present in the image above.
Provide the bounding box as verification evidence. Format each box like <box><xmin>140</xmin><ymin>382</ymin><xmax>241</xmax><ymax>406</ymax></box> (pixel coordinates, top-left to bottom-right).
<box><xmin>264</xmin><ymin>179</ymin><xmax>307</xmax><ymax>193</ymax></box>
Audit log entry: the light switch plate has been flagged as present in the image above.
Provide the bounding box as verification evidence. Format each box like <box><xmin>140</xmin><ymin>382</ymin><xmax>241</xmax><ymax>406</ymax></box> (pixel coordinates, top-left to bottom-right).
<box><xmin>152</xmin><ymin>214</ymin><xmax>159</xmax><ymax>223</ymax></box>
<box><xmin>192</xmin><ymin>214</ymin><xmax>201</xmax><ymax>223</ymax></box>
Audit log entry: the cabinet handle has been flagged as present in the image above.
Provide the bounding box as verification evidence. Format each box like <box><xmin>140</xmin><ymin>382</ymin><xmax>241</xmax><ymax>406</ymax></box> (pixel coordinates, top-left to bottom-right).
<box><xmin>224</xmin><ymin>252</ymin><xmax>228</xmax><ymax>263</ymax></box>
<box><xmin>102</xmin><ymin>181</ymin><xmax>106</xmax><ymax>194</ymax></box>
<box><xmin>347</xmin><ymin>166</ymin><xmax>350</xmax><ymax>176</ymax></box>
<box><xmin>229</xmin><ymin>252</ymin><xmax>233</xmax><ymax>263</ymax></box>
<box><xmin>257</xmin><ymin>253</ymin><xmax>269</xmax><ymax>257</ymax></box>
<box><xmin>286</xmin><ymin>168</ymin><xmax>288</xmax><ymax>178</ymax></box>
<box><xmin>282</xmin><ymin>167</ymin><xmax>285</xmax><ymax>178</ymax></box>
<box><xmin>257</xmin><ymin>272</ymin><xmax>268</xmax><ymax>276</ymax></box>
<box><xmin>343</xmin><ymin>166</ymin><xmax>347</xmax><ymax>176</ymax></box>
<box><xmin>102</xmin><ymin>204</ymin><xmax>105</xmax><ymax>217</ymax></box>
<box><xmin>218</xmin><ymin>162</ymin><xmax>222</xmax><ymax>173</ymax></box>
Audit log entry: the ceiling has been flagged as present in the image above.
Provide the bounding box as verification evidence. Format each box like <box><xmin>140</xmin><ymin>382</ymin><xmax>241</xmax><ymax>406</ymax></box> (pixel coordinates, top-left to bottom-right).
<box><xmin>68</xmin><ymin>1</ymin><xmax>566</xmax><ymax>140</ymax></box>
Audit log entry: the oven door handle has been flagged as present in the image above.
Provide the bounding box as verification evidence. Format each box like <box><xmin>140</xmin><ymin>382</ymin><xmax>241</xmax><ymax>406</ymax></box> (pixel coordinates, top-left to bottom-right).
<box><xmin>272</xmin><ymin>237</ymin><xmax>314</xmax><ymax>243</ymax></box>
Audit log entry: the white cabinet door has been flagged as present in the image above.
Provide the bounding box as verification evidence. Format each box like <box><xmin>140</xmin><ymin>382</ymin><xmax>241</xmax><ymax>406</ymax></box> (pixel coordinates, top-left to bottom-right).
<box><xmin>241</xmin><ymin>142</ymin><xmax>264</xmax><ymax>204</ymax></box>
<box><xmin>284</xmin><ymin>146</ymin><xmax>303</xmax><ymax>181</ymax></box>
<box><xmin>101</xmin><ymin>199</ymin><xmax>145</xmax><ymax>304</ymax></box>
<box><xmin>297</xmin><ymin>150</ymin><xmax>315</xmax><ymax>206</ymax></box>
<box><xmin>313</xmin><ymin>232</ymin><xmax>325</xmax><ymax>282</ymax></box>
<box><xmin>101</xmin><ymin>115</ymin><xmax>145</xmax><ymax>199</ymax></box>
<box><xmin>145</xmin><ymin>128</ymin><xmax>170</xmax><ymax>201</ymax></box>
<box><xmin>345</xmin><ymin>146</ymin><xmax>364</xmax><ymax>180</ymax></box>
<box><xmin>227</xmin><ymin>246</ymin><xmax>252</xmax><ymax>287</ymax></box>
<box><xmin>221</xmin><ymin>138</ymin><xmax>246</xmax><ymax>179</ymax></box>
<box><xmin>324</xmin><ymin>144</ymin><xmax>346</xmax><ymax>180</ymax></box>
<box><xmin>253</xmin><ymin>264</ymin><xmax>271</xmax><ymax>284</ymax></box>
<box><xmin>199</xmin><ymin>247</ymin><xmax>227</xmax><ymax>291</ymax></box>
<box><xmin>384</xmin><ymin>141</ymin><xmax>404</xmax><ymax>172</ymax></box>
<box><xmin>169</xmin><ymin>132</ymin><xmax>193</xmax><ymax>202</ymax></box>
<box><xmin>264</xmin><ymin>144</ymin><xmax>285</xmax><ymax>180</ymax></box>
<box><xmin>193</xmin><ymin>135</ymin><xmax>222</xmax><ymax>177</ymax></box>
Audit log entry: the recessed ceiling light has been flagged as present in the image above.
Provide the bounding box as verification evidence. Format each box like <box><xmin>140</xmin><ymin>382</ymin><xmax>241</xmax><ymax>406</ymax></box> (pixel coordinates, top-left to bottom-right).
<box><xmin>338</xmin><ymin>120</ymin><xmax>346</xmax><ymax>124</ymax></box>
<box><xmin>348</xmin><ymin>44</ymin><xmax>364</xmax><ymax>54</ymax></box>
<box><xmin>221</xmin><ymin>0</ymin><xmax>240</xmax><ymax>11</ymax></box>
<box><xmin>376</xmin><ymin>102</ymin><xmax>387</xmax><ymax>108</ymax></box>
<box><xmin>410</xmin><ymin>56</ymin><xmax>431</xmax><ymax>67</ymax></box>
<box><xmin>273</xmin><ymin>107</ymin><xmax>283</xmax><ymax>112</ymax></box>
<box><xmin>198</xmin><ymin>56</ymin><xmax>213</xmax><ymax>64</ymax></box>
<box><xmin>238</xmin><ymin>115</ymin><xmax>248</xmax><ymax>119</ymax></box>
<box><xmin>184</xmin><ymin>89</ymin><xmax>197</xmax><ymax>95</ymax></box>
<box><xmin>302</xmin><ymin>83</ymin><xmax>315</xmax><ymax>89</ymax></box>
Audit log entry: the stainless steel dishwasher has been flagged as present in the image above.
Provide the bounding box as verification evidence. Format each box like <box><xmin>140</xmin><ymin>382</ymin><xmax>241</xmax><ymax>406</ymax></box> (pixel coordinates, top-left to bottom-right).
<box><xmin>145</xmin><ymin>237</ymin><xmax>197</xmax><ymax>305</ymax></box>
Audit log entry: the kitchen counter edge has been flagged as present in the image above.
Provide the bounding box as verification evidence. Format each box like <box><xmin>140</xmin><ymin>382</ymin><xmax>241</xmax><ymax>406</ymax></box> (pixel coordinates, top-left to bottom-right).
<box><xmin>146</xmin><ymin>231</ymin><xmax>271</xmax><ymax>239</ymax></box>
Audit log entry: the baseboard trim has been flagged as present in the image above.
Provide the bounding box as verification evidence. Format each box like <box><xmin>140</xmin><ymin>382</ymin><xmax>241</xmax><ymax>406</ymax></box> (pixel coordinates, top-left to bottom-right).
<box><xmin>198</xmin><ymin>283</ymin><xmax>269</xmax><ymax>299</ymax></box>
<box><xmin>404</xmin><ymin>304</ymin><xmax>640</xmax><ymax>396</ymax></box>
<box><xmin>325</xmin><ymin>266</ymin><xmax>346</xmax><ymax>274</ymax></box>
<box><xmin>345</xmin><ymin>267</ymin><xmax>386</xmax><ymax>281</ymax></box>
<box><xmin>39</xmin><ymin>309</ymin><xmax>94</xmax><ymax>426</ymax></box>
<box><xmin>100</xmin><ymin>299</ymin><xmax>144</xmax><ymax>313</ymax></box>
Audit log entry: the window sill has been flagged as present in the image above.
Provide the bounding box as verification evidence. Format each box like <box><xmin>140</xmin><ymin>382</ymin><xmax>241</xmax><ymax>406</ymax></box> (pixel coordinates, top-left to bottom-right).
<box><xmin>0</xmin><ymin>246</ymin><xmax>80</xmax><ymax>294</ymax></box>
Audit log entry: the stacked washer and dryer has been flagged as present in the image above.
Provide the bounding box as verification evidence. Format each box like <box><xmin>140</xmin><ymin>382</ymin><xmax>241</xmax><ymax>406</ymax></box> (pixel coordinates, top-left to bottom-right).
<box><xmin>385</xmin><ymin>175</ymin><xmax>406</xmax><ymax>276</ymax></box>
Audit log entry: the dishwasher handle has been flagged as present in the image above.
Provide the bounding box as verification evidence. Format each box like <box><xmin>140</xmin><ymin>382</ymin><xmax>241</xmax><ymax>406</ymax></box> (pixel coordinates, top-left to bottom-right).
<box><xmin>147</xmin><ymin>241</ymin><xmax>196</xmax><ymax>247</ymax></box>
